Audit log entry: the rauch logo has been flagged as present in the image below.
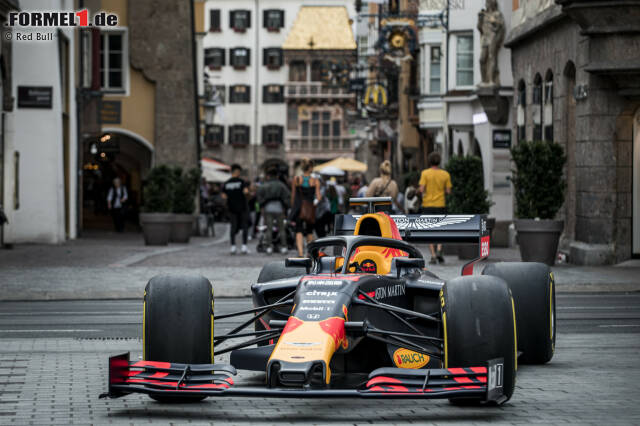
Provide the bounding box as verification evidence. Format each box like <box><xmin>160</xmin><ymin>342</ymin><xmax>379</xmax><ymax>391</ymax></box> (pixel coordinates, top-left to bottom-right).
<box><xmin>393</xmin><ymin>348</ymin><xmax>430</xmax><ymax>369</ymax></box>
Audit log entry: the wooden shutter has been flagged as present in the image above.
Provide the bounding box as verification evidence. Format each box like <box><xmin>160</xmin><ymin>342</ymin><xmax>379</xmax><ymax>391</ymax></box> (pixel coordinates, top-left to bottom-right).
<box><xmin>279</xmin><ymin>10</ymin><xmax>284</xmax><ymax>28</ymax></box>
<box><xmin>263</xmin><ymin>10</ymin><xmax>268</xmax><ymax>28</ymax></box>
<box><xmin>247</xmin><ymin>11</ymin><xmax>251</xmax><ymax>28</ymax></box>
<box><xmin>229</xmin><ymin>10</ymin><xmax>235</xmax><ymax>29</ymax></box>
<box><xmin>262</xmin><ymin>48</ymin><xmax>267</xmax><ymax>66</ymax></box>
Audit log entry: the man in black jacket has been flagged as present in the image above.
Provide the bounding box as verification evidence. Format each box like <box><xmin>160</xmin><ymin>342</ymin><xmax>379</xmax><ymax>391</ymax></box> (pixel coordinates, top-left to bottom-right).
<box><xmin>257</xmin><ymin>168</ymin><xmax>290</xmax><ymax>254</ymax></box>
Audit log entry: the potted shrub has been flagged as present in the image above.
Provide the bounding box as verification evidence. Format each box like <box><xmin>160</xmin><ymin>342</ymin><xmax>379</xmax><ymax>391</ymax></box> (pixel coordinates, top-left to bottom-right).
<box><xmin>510</xmin><ymin>140</ymin><xmax>566</xmax><ymax>265</ymax></box>
<box><xmin>445</xmin><ymin>155</ymin><xmax>493</xmax><ymax>259</ymax></box>
<box><xmin>140</xmin><ymin>165</ymin><xmax>175</xmax><ymax>246</ymax></box>
<box><xmin>171</xmin><ymin>167</ymin><xmax>201</xmax><ymax>243</ymax></box>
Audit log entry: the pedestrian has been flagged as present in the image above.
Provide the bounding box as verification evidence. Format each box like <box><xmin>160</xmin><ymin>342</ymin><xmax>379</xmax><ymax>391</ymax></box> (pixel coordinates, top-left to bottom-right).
<box><xmin>315</xmin><ymin>178</ymin><xmax>332</xmax><ymax>238</ymax></box>
<box><xmin>107</xmin><ymin>177</ymin><xmax>128</xmax><ymax>232</ymax></box>
<box><xmin>419</xmin><ymin>152</ymin><xmax>452</xmax><ymax>264</ymax></box>
<box><xmin>404</xmin><ymin>175</ymin><xmax>421</xmax><ymax>213</ymax></box>
<box><xmin>222</xmin><ymin>164</ymin><xmax>250</xmax><ymax>255</ymax></box>
<box><xmin>366</xmin><ymin>160</ymin><xmax>400</xmax><ymax>212</ymax></box>
<box><xmin>257</xmin><ymin>167</ymin><xmax>290</xmax><ymax>254</ymax></box>
<box><xmin>291</xmin><ymin>158</ymin><xmax>321</xmax><ymax>256</ymax></box>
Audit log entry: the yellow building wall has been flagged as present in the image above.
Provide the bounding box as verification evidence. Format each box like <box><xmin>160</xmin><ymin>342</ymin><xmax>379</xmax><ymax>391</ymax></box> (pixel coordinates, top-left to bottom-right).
<box><xmin>194</xmin><ymin>1</ymin><xmax>205</xmax><ymax>34</ymax></box>
<box><xmin>99</xmin><ymin>0</ymin><xmax>155</xmax><ymax>146</ymax></box>
<box><xmin>101</xmin><ymin>0</ymin><xmax>128</xmax><ymax>26</ymax></box>
<box><xmin>105</xmin><ymin>68</ymin><xmax>155</xmax><ymax>146</ymax></box>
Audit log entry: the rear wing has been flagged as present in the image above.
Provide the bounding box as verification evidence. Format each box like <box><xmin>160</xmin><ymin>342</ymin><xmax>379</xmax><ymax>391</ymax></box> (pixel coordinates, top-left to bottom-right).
<box><xmin>336</xmin><ymin>197</ymin><xmax>490</xmax><ymax>275</ymax></box>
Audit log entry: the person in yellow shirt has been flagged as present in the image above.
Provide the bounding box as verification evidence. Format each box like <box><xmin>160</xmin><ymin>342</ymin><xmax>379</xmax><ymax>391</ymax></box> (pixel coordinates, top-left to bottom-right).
<box><xmin>419</xmin><ymin>152</ymin><xmax>452</xmax><ymax>264</ymax></box>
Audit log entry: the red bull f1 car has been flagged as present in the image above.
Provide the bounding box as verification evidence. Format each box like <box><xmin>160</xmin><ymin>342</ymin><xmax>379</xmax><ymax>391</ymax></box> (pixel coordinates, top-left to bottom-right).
<box><xmin>101</xmin><ymin>198</ymin><xmax>555</xmax><ymax>405</ymax></box>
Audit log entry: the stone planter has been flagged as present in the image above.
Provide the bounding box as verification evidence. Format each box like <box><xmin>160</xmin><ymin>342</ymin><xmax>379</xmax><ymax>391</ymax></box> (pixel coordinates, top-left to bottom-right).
<box><xmin>170</xmin><ymin>213</ymin><xmax>195</xmax><ymax>243</ymax></box>
<box><xmin>515</xmin><ymin>219</ymin><xmax>564</xmax><ymax>266</ymax></box>
<box><xmin>140</xmin><ymin>213</ymin><xmax>173</xmax><ymax>246</ymax></box>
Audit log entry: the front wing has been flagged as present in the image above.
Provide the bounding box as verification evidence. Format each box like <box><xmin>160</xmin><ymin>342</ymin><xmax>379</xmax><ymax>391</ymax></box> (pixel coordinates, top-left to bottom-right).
<box><xmin>100</xmin><ymin>353</ymin><xmax>506</xmax><ymax>403</ymax></box>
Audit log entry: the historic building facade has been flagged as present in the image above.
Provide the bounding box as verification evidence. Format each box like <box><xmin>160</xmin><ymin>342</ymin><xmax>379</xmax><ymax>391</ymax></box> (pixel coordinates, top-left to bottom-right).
<box><xmin>196</xmin><ymin>0</ymin><xmax>356</xmax><ymax>177</ymax></box>
<box><xmin>505</xmin><ymin>0</ymin><xmax>640</xmax><ymax>263</ymax></box>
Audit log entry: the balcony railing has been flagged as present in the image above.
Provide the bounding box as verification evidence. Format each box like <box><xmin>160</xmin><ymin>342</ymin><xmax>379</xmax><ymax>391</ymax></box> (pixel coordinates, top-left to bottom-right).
<box><xmin>285</xmin><ymin>82</ymin><xmax>354</xmax><ymax>100</ymax></box>
<box><xmin>287</xmin><ymin>137</ymin><xmax>354</xmax><ymax>152</ymax></box>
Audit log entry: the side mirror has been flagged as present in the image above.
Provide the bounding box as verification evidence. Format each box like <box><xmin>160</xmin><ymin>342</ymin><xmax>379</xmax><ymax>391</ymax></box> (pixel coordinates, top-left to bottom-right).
<box><xmin>395</xmin><ymin>258</ymin><xmax>425</xmax><ymax>278</ymax></box>
<box><xmin>285</xmin><ymin>257</ymin><xmax>313</xmax><ymax>274</ymax></box>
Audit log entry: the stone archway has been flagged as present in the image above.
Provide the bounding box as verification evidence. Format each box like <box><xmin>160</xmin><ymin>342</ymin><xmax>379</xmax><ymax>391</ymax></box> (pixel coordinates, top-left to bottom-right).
<box><xmin>81</xmin><ymin>131</ymin><xmax>153</xmax><ymax>231</ymax></box>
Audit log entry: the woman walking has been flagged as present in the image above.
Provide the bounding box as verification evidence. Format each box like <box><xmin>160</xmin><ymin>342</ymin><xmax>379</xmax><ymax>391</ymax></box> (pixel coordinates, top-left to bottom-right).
<box><xmin>291</xmin><ymin>158</ymin><xmax>321</xmax><ymax>256</ymax></box>
<box><xmin>366</xmin><ymin>160</ymin><xmax>400</xmax><ymax>212</ymax></box>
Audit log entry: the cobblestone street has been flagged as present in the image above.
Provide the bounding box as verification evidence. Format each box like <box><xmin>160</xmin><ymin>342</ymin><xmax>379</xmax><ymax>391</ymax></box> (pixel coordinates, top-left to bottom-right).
<box><xmin>1</xmin><ymin>295</ymin><xmax>640</xmax><ymax>425</ymax></box>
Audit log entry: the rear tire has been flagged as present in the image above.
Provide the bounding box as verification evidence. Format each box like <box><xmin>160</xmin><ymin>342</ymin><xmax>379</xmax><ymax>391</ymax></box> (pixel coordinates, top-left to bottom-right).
<box><xmin>257</xmin><ymin>261</ymin><xmax>305</xmax><ymax>283</ymax></box>
<box><xmin>483</xmin><ymin>262</ymin><xmax>555</xmax><ymax>364</ymax></box>
<box><xmin>441</xmin><ymin>275</ymin><xmax>517</xmax><ymax>404</ymax></box>
<box><xmin>144</xmin><ymin>274</ymin><xmax>213</xmax><ymax>402</ymax></box>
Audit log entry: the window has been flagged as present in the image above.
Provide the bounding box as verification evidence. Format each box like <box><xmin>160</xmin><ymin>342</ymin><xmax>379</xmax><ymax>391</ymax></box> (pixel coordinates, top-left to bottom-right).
<box><xmin>205</xmin><ymin>83</ymin><xmax>225</xmax><ymax>104</ymax></box>
<box><xmin>332</xmin><ymin>120</ymin><xmax>341</xmax><ymax>137</ymax></box>
<box><xmin>311</xmin><ymin>60</ymin><xmax>324</xmax><ymax>82</ymax></box>
<box><xmin>100</xmin><ymin>31</ymin><xmax>127</xmax><ymax>91</ymax></box>
<box><xmin>358</xmin><ymin>35</ymin><xmax>368</xmax><ymax>59</ymax></box>
<box><xmin>230</xmin><ymin>10</ymin><xmax>250</xmax><ymax>32</ymax></box>
<box><xmin>430</xmin><ymin>46</ymin><xmax>441</xmax><ymax>94</ymax></box>
<box><xmin>204</xmin><ymin>125</ymin><xmax>224</xmax><ymax>147</ymax></box>
<box><xmin>230</xmin><ymin>85</ymin><xmax>250</xmax><ymax>103</ymax></box>
<box><xmin>209</xmin><ymin>9</ymin><xmax>220</xmax><ymax>32</ymax></box>
<box><xmin>262</xmin><ymin>125</ymin><xmax>283</xmax><ymax>146</ymax></box>
<box><xmin>287</xmin><ymin>105</ymin><xmax>298</xmax><ymax>130</ymax></box>
<box><xmin>517</xmin><ymin>80</ymin><xmax>526</xmax><ymax>142</ymax></box>
<box><xmin>230</xmin><ymin>48</ymin><xmax>250</xmax><ymax>69</ymax></box>
<box><xmin>544</xmin><ymin>70</ymin><xmax>554</xmax><ymax>142</ymax></box>
<box><xmin>204</xmin><ymin>48</ymin><xmax>224</xmax><ymax>69</ymax></box>
<box><xmin>456</xmin><ymin>35</ymin><xmax>473</xmax><ymax>87</ymax></box>
<box><xmin>229</xmin><ymin>125</ymin><xmax>250</xmax><ymax>146</ymax></box>
<box><xmin>263</xmin><ymin>48</ymin><xmax>283</xmax><ymax>69</ymax></box>
<box><xmin>301</xmin><ymin>120</ymin><xmax>309</xmax><ymax>136</ymax></box>
<box><xmin>263</xmin><ymin>9</ymin><xmax>284</xmax><ymax>31</ymax></box>
<box><xmin>263</xmin><ymin>85</ymin><xmax>284</xmax><ymax>103</ymax></box>
<box><xmin>289</xmin><ymin>60</ymin><xmax>307</xmax><ymax>82</ymax></box>
<box><xmin>533</xmin><ymin>74</ymin><xmax>543</xmax><ymax>140</ymax></box>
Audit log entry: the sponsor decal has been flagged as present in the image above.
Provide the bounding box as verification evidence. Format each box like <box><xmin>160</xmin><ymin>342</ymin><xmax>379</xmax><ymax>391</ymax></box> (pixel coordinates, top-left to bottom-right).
<box><xmin>390</xmin><ymin>215</ymin><xmax>475</xmax><ymax>231</ymax></box>
<box><xmin>298</xmin><ymin>306</ymin><xmax>327</xmax><ymax>311</ymax></box>
<box><xmin>480</xmin><ymin>235</ymin><xmax>490</xmax><ymax>257</ymax></box>
<box><xmin>392</xmin><ymin>348</ymin><xmax>430</xmax><ymax>369</ymax></box>
<box><xmin>284</xmin><ymin>341</ymin><xmax>320</xmax><ymax>347</ymax></box>
<box><xmin>360</xmin><ymin>259</ymin><xmax>377</xmax><ymax>273</ymax></box>
<box><xmin>305</xmin><ymin>290</ymin><xmax>338</xmax><ymax>297</ymax></box>
<box><xmin>304</xmin><ymin>279</ymin><xmax>345</xmax><ymax>286</ymax></box>
<box><xmin>319</xmin><ymin>317</ymin><xmax>347</xmax><ymax>350</ymax></box>
<box><xmin>375</xmin><ymin>284</ymin><xmax>405</xmax><ymax>300</ymax></box>
<box><xmin>357</xmin><ymin>284</ymin><xmax>406</xmax><ymax>301</ymax></box>
<box><xmin>301</xmin><ymin>299</ymin><xmax>336</xmax><ymax>305</ymax></box>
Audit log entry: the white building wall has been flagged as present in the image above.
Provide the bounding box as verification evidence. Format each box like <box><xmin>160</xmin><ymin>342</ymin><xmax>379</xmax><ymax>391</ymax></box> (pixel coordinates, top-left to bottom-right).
<box><xmin>201</xmin><ymin>0</ymin><xmax>356</xmax><ymax>148</ymax></box>
<box><xmin>3</xmin><ymin>0</ymin><xmax>77</xmax><ymax>244</ymax></box>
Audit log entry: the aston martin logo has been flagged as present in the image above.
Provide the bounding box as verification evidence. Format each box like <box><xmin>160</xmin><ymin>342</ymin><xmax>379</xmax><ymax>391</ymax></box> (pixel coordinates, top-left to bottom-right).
<box><xmin>390</xmin><ymin>215</ymin><xmax>475</xmax><ymax>231</ymax></box>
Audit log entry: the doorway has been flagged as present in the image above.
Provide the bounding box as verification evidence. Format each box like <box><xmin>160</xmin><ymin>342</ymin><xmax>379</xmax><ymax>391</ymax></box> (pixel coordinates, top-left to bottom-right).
<box><xmin>634</xmin><ymin>108</ymin><xmax>640</xmax><ymax>255</ymax></box>
<box><xmin>81</xmin><ymin>132</ymin><xmax>152</xmax><ymax>231</ymax></box>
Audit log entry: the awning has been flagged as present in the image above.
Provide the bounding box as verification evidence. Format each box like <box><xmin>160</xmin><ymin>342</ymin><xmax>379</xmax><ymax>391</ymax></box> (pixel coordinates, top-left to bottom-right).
<box><xmin>201</xmin><ymin>158</ymin><xmax>231</xmax><ymax>182</ymax></box>
<box><xmin>314</xmin><ymin>157</ymin><xmax>367</xmax><ymax>173</ymax></box>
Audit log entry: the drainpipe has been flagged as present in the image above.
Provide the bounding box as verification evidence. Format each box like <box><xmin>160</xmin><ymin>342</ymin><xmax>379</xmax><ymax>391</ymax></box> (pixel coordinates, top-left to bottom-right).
<box><xmin>442</xmin><ymin>0</ymin><xmax>450</xmax><ymax>163</ymax></box>
<box><xmin>76</xmin><ymin>0</ymin><xmax>84</xmax><ymax>237</ymax></box>
<box><xmin>190</xmin><ymin>0</ymin><xmax>201</xmax><ymax>173</ymax></box>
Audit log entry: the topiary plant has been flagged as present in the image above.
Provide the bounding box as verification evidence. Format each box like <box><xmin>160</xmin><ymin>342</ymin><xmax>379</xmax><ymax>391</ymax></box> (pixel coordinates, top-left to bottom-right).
<box><xmin>510</xmin><ymin>140</ymin><xmax>566</xmax><ymax>219</ymax></box>
<box><xmin>172</xmin><ymin>167</ymin><xmax>202</xmax><ymax>214</ymax></box>
<box><xmin>445</xmin><ymin>155</ymin><xmax>492</xmax><ymax>214</ymax></box>
<box><xmin>142</xmin><ymin>165</ymin><xmax>174</xmax><ymax>213</ymax></box>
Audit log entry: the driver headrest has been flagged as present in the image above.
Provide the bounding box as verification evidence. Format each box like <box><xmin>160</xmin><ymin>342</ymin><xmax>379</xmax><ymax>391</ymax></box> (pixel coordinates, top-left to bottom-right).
<box><xmin>353</xmin><ymin>213</ymin><xmax>402</xmax><ymax>240</ymax></box>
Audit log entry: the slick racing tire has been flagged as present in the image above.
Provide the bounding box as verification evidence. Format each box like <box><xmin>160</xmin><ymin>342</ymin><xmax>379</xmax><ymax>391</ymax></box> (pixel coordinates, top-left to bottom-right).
<box><xmin>257</xmin><ymin>261</ymin><xmax>305</xmax><ymax>283</ymax></box>
<box><xmin>483</xmin><ymin>262</ymin><xmax>555</xmax><ymax>364</ymax></box>
<box><xmin>441</xmin><ymin>275</ymin><xmax>517</xmax><ymax>404</ymax></box>
<box><xmin>144</xmin><ymin>274</ymin><xmax>213</xmax><ymax>402</ymax></box>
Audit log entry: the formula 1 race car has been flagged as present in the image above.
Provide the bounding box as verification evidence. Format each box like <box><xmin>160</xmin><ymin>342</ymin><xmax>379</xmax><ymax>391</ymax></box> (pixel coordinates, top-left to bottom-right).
<box><xmin>101</xmin><ymin>197</ymin><xmax>555</xmax><ymax>405</ymax></box>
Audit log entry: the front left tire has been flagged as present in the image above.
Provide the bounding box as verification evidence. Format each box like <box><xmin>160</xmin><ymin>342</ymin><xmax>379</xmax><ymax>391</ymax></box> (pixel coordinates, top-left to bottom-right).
<box><xmin>144</xmin><ymin>274</ymin><xmax>214</xmax><ymax>402</ymax></box>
